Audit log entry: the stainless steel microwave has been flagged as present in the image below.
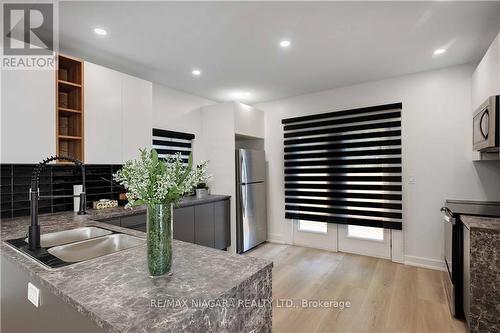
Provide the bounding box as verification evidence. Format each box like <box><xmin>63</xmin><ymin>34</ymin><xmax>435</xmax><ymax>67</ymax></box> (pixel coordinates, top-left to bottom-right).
<box><xmin>473</xmin><ymin>95</ymin><xmax>499</xmax><ymax>152</ymax></box>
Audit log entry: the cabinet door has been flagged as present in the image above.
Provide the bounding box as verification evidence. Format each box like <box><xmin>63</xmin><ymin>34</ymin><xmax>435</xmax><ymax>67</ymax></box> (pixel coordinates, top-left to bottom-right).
<box><xmin>214</xmin><ymin>200</ymin><xmax>230</xmax><ymax>249</ymax></box>
<box><xmin>84</xmin><ymin>62</ymin><xmax>122</xmax><ymax>163</ymax></box>
<box><xmin>121</xmin><ymin>214</ymin><xmax>146</xmax><ymax>228</ymax></box>
<box><xmin>121</xmin><ymin>74</ymin><xmax>152</xmax><ymax>162</ymax></box>
<box><xmin>1</xmin><ymin>69</ymin><xmax>56</xmax><ymax>163</ymax></box>
<box><xmin>173</xmin><ymin>206</ymin><xmax>195</xmax><ymax>243</ymax></box>
<box><xmin>194</xmin><ymin>203</ymin><xmax>214</xmax><ymax>248</ymax></box>
<box><xmin>101</xmin><ymin>217</ymin><xmax>121</xmax><ymax>227</ymax></box>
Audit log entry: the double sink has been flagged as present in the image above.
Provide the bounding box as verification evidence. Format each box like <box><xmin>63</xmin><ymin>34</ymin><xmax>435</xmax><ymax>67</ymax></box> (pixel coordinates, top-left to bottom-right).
<box><xmin>7</xmin><ymin>226</ymin><xmax>145</xmax><ymax>269</ymax></box>
<box><xmin>42</xmin><ymin>227</ymin><xmax>144</xmax><ymax>263</ymax></box>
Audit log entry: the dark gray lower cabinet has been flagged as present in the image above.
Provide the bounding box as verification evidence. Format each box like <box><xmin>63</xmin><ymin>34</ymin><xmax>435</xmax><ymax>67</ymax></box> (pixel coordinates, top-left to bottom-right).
<box><xmin>100</xmin><ymin>214</ymin><xmax>146</xmax><ymax>231</ymax></box>
<box><xmin>172</xmin><ymin>199</ymin><xmax>230</xmax><ymax>250</ymax></box>
<box><xmin>101</xmin><ymin>216</ymin><xmax>121</xmax><ymax>226</ymax></box>
<box><xmin>194</xmin><ymin>203</ymin><xmax>215</xmax><ymax>248</ymax></box>
<box><xmin>121</xmin><ymin>214</ymin><xmax>146</xmax><ymax>229</ymax></box>
<box><xmin>214</xmin><ymin>200</ymin><xmax>230</xmax><ymax>250</ymax></box>
<box><xmin>173</xmin><ymin>206</ymin><xmax>195</xmax><ymax>243</ymax></box>
<box><xmin>1</xmin><ymin>256</ymin><xmax>106</xmax><ymax>333</ymax></box>
<box><xmin>101</xmin><ymin>198</ymin><xmax>231</xmax><ymax>250</ymax></box>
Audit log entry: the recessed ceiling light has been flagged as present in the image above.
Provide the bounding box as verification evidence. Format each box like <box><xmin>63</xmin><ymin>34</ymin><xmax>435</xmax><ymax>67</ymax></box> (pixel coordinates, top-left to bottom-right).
<box><xmin>280</xmin><ymin>40</ymin><xmax>291</xmax><ymax>48</ymax></box>
<box><xmin>231</xmin><ymin>91</ymin><xmax>251</xmax><ymax>99</ymax></box>
<box><xmin>94</xmin><ymin>28</ymin><xmax>107</xmax><ymax>36</ymax></box>
<box><xmin>433</xmin><ymin>48</ymin><xmax>446</xmax><ymax>55</ymax></box>
<box><xmin>191</xmin><ymin>69</ymin><xmax>201</xmax><ymax>76</ymax></box>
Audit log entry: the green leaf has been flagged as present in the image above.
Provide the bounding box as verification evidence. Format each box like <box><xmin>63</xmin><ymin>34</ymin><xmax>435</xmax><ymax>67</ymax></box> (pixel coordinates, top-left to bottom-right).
<box><xmin>187</xmin><ymin>152</ymin><xmax>193</xmax><ymax>170</ymax></box>
<box><xmin>179</xmin><ymin>152</ymin><xmax>193</xmax><ymax>183</ymax></box>
<box><xmin>131</xmin><ymin>199</ymin><xmax>146</xmax><ymax>206</ymax></box>
<box><xmin>151</xmin><ymin>149</ymin><xmax>159</xmax><ymax>164</ymax></box>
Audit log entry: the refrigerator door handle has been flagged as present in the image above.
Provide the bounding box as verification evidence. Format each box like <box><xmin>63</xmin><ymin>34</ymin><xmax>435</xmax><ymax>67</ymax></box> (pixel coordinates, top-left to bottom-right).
<box><xmin>240</xmin><ymin>185</ymin><xmax>246</xmax><ymax>217</ymax></box>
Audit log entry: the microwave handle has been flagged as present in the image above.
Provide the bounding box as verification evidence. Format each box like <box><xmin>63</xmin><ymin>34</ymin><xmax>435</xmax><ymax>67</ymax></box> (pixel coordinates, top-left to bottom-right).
<box><xmin>479</xmin><ymin>110</ymin><xmax>489</xmax><ymax>139</ymax></box>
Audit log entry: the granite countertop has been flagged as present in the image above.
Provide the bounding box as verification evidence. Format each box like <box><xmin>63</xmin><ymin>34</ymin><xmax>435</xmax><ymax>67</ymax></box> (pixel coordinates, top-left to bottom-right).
<box><xmin>462</xmin><ymin>215</ymin><xmax>500</xmax><ymax>233</ymax></box>
<box><xmin>87</xmin><ymin>205</ymin><xmax>146</xmax><ymax>219</ymax></box>
<box><xmin>87</xmin><ymin>194</ymin><xmax>231</xmax><ymax>219</ymax></box>
<box><xmin>1</xmin><ymin>208</ymin><xmax>271</xmax><ymax>333</ymax></box>
<box><xmin>176</xmin><ymin>194</ymin><xmax>230</xmax><ymax>208</ymax></box>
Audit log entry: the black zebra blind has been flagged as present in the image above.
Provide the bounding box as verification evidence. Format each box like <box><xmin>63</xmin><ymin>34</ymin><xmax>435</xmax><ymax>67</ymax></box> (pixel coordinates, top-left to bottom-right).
<box><xmin>152</xmin><ymin>129</ymin><xmax>195</xmax><ymax>163</ymax></box>
<box><xmin>282</xmin><ymin>103</ymin><xmax>402</xmax><ymax>230</ymax></box>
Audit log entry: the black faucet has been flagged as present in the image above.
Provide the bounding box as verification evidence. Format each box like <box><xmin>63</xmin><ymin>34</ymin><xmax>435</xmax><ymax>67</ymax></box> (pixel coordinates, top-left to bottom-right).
<box><xmin>29</xmin><ymin>156</ymin><xmax>86</xmax><ymax>250</ymax></box>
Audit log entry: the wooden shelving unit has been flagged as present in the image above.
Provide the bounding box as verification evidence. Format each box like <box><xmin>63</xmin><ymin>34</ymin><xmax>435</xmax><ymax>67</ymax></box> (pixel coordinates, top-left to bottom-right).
<box><xmin>56</xmin><ymin>54</ymin><xmax>84</xmax><ymax>162</ymax></box>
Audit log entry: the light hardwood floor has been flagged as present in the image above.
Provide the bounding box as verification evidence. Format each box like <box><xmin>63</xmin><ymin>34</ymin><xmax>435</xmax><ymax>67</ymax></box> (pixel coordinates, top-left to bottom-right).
<box><xmin>246</xmin><ymin>243</ymin><xmax>467</xmax><ymax>333</ymax></box>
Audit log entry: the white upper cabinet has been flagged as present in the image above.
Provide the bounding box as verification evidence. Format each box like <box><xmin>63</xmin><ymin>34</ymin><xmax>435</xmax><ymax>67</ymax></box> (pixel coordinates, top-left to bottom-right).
<box><xmin>472</xmin><ymin>31</ymin><xmax>500</xmax><ymax>109</ymax></box>
<box><xmin>122</xmin><ymin>73</ymin><xmax>152</xmax><ymax>161</ymax></box>
<box><xmin>84</xmin><ymin>62</ymin><xmax>152</xmax><ymax>164</ymax></box>
<box><xmin>1</xmin><ymin>69</ymin><xmax>56</xmax><ymax>163</ymax></box>
<box><xmin>233</xmin><ymin>101</ymin><xmax>264</xmax><ymax>138</ymax></box>
<box><xmin>84</xmin><ymin>62</ymin><xmax>123</xmax><ymax>164</ymax></box>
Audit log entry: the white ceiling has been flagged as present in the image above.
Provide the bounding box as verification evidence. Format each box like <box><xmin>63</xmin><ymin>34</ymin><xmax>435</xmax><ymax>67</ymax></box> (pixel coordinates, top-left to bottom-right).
<box><xmin>59</xmin><ymin>1</ymin><xmax>500</xmax><ymax>104</ymax></box>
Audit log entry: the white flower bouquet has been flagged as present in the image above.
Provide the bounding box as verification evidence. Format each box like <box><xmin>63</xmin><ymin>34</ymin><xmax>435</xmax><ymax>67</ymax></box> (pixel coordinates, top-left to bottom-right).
<box><xmin>193</xmin><ymin>160</ymin><xmax>212</xmax><ymax>189</ymax></box>
<box><xmin>113</xmin><ymin>149</ymin><xmax>205</xmax><ymax>207</ymax></box>
<box><xmin>113</xmin><ymin>148</ymin><xmax>213</xmax><ymax>277</ymax></box>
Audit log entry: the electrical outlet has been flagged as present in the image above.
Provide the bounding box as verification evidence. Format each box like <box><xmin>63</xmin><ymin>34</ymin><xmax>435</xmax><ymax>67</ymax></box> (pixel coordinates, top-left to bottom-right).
<box><xmin>27</xmin><ymin>282</ymin><xmax>40</xmax><ymax>307</ymax></box>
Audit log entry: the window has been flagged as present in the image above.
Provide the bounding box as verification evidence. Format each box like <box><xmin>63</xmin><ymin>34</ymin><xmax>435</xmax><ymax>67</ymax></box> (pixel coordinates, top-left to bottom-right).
<box><xmin>152</xmin><ymin>128</ymin><xmax>195</xmax><ymax>164</ymax></box>
<box><xmin>347</xmin><ymin>225</ymin><xmax>384</xmax><ymax>241</ymax></box>
<box><xmin>282</xmin><ymin>103</ymin><xmax>403</xmax><ymax>231</ymax></box>
<box><xmin>298</xmin><ymin>220</ymin><xmax>328</xmax><ymax>234</ymax></box>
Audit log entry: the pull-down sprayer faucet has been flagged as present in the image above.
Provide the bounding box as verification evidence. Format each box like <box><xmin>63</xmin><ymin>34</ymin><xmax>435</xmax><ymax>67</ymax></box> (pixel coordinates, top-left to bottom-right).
<box><xmin>29</xmin><ymin>156</ymin><xmax>86</xmax><ymax>250</ymax></box>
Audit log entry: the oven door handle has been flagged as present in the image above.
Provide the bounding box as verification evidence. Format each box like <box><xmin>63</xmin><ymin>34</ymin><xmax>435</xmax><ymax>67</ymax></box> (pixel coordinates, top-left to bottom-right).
<box><xmin>441</xmin><ymin>207</ymin><xmax>456</xmax><ymax>225</ymax></box>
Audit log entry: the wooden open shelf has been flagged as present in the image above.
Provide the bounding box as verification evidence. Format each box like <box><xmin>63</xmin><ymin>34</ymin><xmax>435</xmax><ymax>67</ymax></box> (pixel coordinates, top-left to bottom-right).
<box><xmin>57</xmin><ymin>54</ymin><xmax>84</xmax><ymax>162</ymax></box>
<box><xmin>58</xmin><ymin>79</ymin><xmax>82</xmax><ymax>88</ymax></box>
<box><xmin>58</xmin><ymin>55</ymin><xmax>82</xmax><ymax>85</ymax></box>
<box><xmin>58</xmin><ymin>107</ymin><xmax>81</xmax><ymax>114</ymax></box>
<box><xmin>58</xmin><ymin>135</ymin><xmax>82</xmax><ymax>140</ymax></box>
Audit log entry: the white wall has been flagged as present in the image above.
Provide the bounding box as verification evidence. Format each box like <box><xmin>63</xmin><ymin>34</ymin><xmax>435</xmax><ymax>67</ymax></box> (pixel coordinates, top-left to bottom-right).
<box><xmin>256</xmin><ymin>63</ymin><xmax>500</xmax><ymax>268</ymax></box>
<box><xmin>471</xmin><ymin>30</ymin><xmax>500</xmax><ymax>108</ymax></box>
<box><xmin>152</xmin><ymin>84</ymin><xmax>215</xmax><ymax>163</ymax></box>
<box><xmin>200</xmin><ymin>102</ymin><xmax>237</xmax><ymax>253</ymax></box>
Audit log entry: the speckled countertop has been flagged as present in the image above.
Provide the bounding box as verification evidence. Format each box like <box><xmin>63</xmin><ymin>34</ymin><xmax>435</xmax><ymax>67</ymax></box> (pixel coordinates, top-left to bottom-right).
<box><xmin>462</xmin><ymin>215</ymin><xmax>500</xmax><ymax>233</ymax></box>
<box><xmin>1</xmin><ymin>207</ymin><xmax>271</xmax><ymax>333</ymax></box>
<box><xmin>176</xmin><ymin>194</ymin><xmax>230</xmax><ymax>208</ymax></box>
<box><xmin>87</xmin><ymin>194</ymin><xmax>231</xmax><ymax>218</ymax></box>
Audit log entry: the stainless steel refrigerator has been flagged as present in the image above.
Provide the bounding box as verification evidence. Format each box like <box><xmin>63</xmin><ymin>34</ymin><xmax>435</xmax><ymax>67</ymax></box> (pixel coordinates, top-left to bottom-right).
<box><xmin>236</xmin><ymin>149</ymin><xmax>267</xmax><ymax>253</ymax></box>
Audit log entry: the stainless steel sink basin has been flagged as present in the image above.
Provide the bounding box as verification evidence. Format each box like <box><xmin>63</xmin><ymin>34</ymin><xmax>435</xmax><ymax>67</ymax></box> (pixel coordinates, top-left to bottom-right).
<box><xmin>48</xmin><ymin>234</ymin><xmax>145</xmax><ymax>263</ymax></box>
<box><xmin>25</xmin><ymin>227</ymin><xmax>112</xmax><ymax>248</ymax></box>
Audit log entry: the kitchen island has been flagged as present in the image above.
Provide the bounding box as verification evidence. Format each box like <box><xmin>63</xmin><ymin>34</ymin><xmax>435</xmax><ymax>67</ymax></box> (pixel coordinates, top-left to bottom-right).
<box><xmin>1</xmin><ymin>208</ymin><xmax>272</xmax><ymax>333</ymax></box>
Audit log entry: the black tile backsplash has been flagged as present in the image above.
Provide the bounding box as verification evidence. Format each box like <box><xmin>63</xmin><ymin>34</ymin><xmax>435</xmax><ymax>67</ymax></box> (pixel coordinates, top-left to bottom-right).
<box><xmin>0</xmin><ymin>164</ymin><xmax>124</xmax><ymax>219</ymax></box>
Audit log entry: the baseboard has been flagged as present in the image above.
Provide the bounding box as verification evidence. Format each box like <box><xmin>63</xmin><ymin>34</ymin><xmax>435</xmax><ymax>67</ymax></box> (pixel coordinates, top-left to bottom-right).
<box><xmin>266</xmin><ymin>238</ymin><xmax>286</xmax><ymax>245</ymax></box>
<box><xmin>266</xmin><ymin>233</ymin><xmax>286</xmax><ymax>244</ymax></box>
<box><xmin>405</xmin><ymin>255</ymin><xmax>446</xmax><ymax>271</ymax></box>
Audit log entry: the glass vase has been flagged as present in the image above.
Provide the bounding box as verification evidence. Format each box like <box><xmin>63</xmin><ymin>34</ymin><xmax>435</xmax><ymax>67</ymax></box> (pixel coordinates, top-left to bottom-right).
<box><xmin>146</xmin><ymin>203</ymin><xmax>173</xmax><ymax>277</ymax></box>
